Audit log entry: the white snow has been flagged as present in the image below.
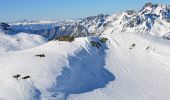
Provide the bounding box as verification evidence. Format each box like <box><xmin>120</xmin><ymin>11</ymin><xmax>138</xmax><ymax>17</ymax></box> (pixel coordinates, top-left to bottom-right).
<box><xmin>0</xmin><ymin>31</ymin><xmax>170</xmax><ymax>100</ymax></box>
<box><xmin>68</xmin><ymin>32</ymin><xmax>170</xmax><ymax>100</ymax></box>
<box><xmin>1</xmin><ymin>3</ymin><xmax>170</xmax><ymax>100</ymax></box>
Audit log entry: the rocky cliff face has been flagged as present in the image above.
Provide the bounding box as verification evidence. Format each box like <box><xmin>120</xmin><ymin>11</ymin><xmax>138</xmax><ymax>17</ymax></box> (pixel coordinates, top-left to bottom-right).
<box><xmin>0</xmin><ymin>23</ymin><xmax>14</xmax><ymax>34</ymax></box>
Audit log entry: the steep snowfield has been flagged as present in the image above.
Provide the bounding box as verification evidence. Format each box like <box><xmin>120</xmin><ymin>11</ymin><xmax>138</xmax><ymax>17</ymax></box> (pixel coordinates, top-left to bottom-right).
<box><xmin>0</xmin><ymin>32</ymin><xmax>170</xmax><ymax>100</ymax></box>
<box><xmin>0</xmin><ymin>32</ymin><xmax>47</xmax><ymax>53</ymax></box>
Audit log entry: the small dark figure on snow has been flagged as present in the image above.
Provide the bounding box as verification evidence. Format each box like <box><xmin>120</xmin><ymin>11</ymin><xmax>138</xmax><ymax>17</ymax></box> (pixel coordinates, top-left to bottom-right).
<box><xmin>22</xmin><ymin>76</ymin><xmax>30</xmax><ymax>79</ymax></box>
<box><xmin>13</xmin><ymin>74</ymin><xmax>20</xmax><ymax>79</ymax></box>
<box><xmin>146</xmin><ymin>46</ymin><xmax>150</xmax><ymax>50</ymax></box>
<box><xmin>35</xmin><ymin>54</ymin><xmax>45</xmax><ymax>57</ymax></box>
<box><xmin>129</xmin><ymin>43</ymin><xmax>136</xmax><ymax>50</ymax></box>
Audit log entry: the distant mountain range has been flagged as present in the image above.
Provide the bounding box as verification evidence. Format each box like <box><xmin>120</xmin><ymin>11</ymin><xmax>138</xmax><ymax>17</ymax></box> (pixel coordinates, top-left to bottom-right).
<box><xmin>1</xmin><ymin>2</ymin><xmax>170</xmax><ymax>40</ymax></box>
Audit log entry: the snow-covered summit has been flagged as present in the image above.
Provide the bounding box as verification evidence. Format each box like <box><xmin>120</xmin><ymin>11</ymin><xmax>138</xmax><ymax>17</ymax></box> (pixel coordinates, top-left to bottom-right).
<box><xmin>103</xmin><ymin>3</ymin><xmax>170</xmax><ymax>38</ymax></box>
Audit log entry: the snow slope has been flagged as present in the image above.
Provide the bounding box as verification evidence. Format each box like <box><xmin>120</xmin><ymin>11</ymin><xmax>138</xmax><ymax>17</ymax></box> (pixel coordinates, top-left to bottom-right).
<box><xmin>0</xmin><ymin>37</ymin><xmax>114</xmax><ymax>99</ymax></box>
<box><xmin>68</xmin><ymin>33</ymin><xmax>170</xmax><ymax>100</ymax></box>
<box><xmin>0</xmin><ymin>31</ymin><xmax>170</xmax><ymax>100</ymax></box>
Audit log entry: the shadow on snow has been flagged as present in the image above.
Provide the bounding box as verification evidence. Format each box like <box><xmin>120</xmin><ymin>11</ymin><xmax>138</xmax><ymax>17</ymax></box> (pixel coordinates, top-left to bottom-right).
<box><xmin>50</xmin><ymin>42</ymin><xmax>115</xmax><ymax>99</ymax></box>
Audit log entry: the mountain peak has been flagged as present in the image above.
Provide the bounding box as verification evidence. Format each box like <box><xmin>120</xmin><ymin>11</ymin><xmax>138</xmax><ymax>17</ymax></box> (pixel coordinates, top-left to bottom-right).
<box><xmin>143</xmin><ymin>2</ymin><xmax>158</xmax><ymax>8</ymax></box>
<box><xmin>142</xmin><ymin>2</ymin><xmax>169</xmax><ymax>9</ymax></box>
<box><xmin>7</xmin><ymin>3</ymin><xmax>170</xmax><ymax>40</ymax></box>
<box><xmin>141</xmin><ymin>2</ymin><xmax>170</xmax><ymax>13</ymax></box>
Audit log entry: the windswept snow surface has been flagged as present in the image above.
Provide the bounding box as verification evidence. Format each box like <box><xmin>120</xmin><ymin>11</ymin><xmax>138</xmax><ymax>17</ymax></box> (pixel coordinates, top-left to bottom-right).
<box><xmin>68</xmin><ymin>33</ymin><xmax>170</xmax><ymax>100</ymax></box>
<box><xmin>0</xmin><ymin>32</ymin><xmax>170</xmax><ymax>100</ymax></box>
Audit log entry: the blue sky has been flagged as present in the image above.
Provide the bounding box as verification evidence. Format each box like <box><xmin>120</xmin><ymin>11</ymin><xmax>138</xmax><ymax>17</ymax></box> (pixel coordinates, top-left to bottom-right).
<box><xmin>0</xmin><ymin>0</ymin><xmax>170</xmax><ymax>22</ymax></box>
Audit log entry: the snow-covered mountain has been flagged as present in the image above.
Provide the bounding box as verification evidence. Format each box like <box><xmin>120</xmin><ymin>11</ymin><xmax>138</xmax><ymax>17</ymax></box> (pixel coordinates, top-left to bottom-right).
<box><xmin>9</xmin><ymin>19</ymin><xmax>81</xmax><ymax>40</ymax></box>
<box><xmin>104</xmin><ymin>3</ymin><xmax>170</xmax><ymax>39</ymax></box>
<box><xmin>1</xmin><ymin>2</ymin><xmax>170</xmax><ymax>100</ymax></box>
<box><xmin>8</xmin><ymin>3</ymin><xmax>170</xmax><ymax>40</ymax></box>
<box><xmin>0</xmin><ymin>23</ymin><xmax>14</xmax><ymax>34</ymax></box>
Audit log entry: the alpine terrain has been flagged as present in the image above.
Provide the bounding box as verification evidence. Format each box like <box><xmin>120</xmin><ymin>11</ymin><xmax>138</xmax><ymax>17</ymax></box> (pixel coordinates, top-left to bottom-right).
<box><xmin>0</xmin><ymin>2</ymin><xmax>170</xmax><ymax>100</ymax></box>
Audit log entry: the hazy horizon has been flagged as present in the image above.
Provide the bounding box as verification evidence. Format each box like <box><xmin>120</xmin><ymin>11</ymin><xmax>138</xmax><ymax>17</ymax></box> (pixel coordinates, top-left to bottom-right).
<box><xmin>0</xmin><ymin>0</ymin><xmax>170</xmax><ymax>22</ymax></box>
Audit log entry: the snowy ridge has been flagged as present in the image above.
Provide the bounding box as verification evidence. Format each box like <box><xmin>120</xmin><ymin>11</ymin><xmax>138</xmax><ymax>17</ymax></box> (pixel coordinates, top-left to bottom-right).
<box><xmin>0</xmin><ymin>32</ymin><xmax>170</xmax><ymax>100</ymax></box>
<box><xmin>68</xmin><ymin>32</ymin><xmax>170</xmax><ymax>100</ymax></box>
<box><xmin>100</xmin><ymin>3</ymin><xmax>170</xmax><ymax>39</ymax></box>
<box><xmin>0</xmin><ymin>37</ymin><xmax>115</xmax><ymax>99</ymax></box>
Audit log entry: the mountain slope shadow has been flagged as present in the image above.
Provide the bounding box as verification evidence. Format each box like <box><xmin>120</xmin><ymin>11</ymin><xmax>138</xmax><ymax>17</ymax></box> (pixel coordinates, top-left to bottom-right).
<box><xmin>49</xmin><ymin>44</ymin><xmax>115</xmax><ymax>99</ymax></box>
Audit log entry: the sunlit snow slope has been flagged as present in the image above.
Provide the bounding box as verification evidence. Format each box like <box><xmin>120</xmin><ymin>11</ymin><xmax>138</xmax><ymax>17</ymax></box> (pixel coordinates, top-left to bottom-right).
<box><xmin>68</xmin><ymin>33</ymin><xmax>170</xmax><ymax>100</ymax></box>
<box><xmin>0</xmin><ymin>32</ymin><xmax>170</xmax><ymax>100</ymax></box>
